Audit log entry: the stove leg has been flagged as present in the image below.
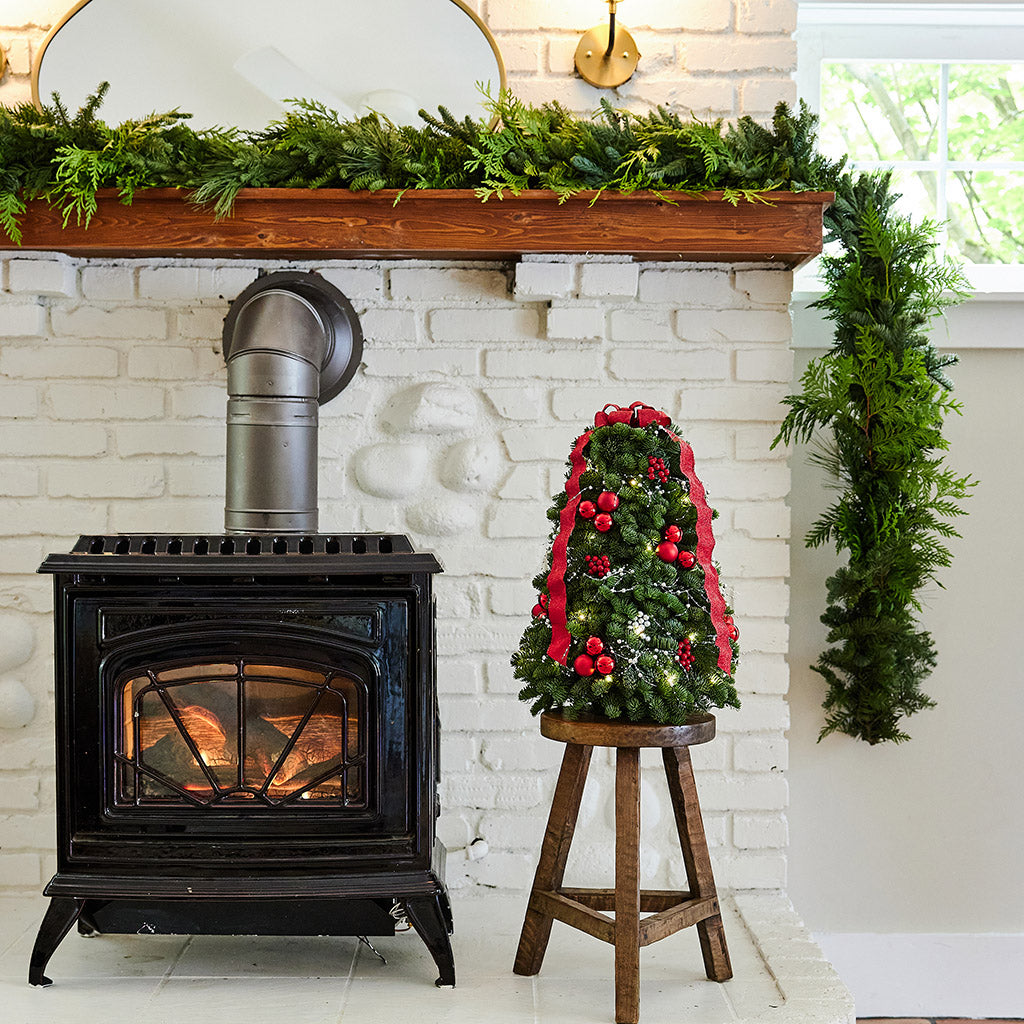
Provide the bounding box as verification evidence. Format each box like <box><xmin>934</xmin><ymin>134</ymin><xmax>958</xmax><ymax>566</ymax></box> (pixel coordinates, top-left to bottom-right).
<box><xmin>29</xmin><ymin>897</ymin><xmax>84</xmax><ymax>986</ymax></box>
<box><xmin>77</xmin><ymin>900</ymin><xmax>104</xmax><ymax>937</ymax></box>
<box><xmin>405</xmin><ymin>893</ymin><xmax>455</xmax><ymax>988</ymax></box>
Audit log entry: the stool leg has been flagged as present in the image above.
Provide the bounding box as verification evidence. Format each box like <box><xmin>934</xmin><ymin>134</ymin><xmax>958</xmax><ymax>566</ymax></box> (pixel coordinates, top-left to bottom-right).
<box><xmin>663</xmin><ymin>746</ymin><xmax>732</xmax><ymax>982</ymax></box>
<box><xmin>513</xmin><ymin>741</ymin><xmax>593</xmax><ymax>976</ymax></box>
<box><xmin>615</xmin><ymin>746</ymin><xmax>641</xmax><ymax>1024</ymax></box>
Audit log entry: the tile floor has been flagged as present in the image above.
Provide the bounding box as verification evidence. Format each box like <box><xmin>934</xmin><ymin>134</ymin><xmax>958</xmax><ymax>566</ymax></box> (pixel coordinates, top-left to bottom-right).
<box><xmin>0</xmin><ymin>891</ymin><xmax>837</xmax><ymax>1024</ymax></box>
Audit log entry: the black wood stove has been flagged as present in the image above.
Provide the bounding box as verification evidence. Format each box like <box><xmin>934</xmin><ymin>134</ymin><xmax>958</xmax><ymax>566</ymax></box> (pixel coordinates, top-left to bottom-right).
<box><xmin>28</xmin><ymin>272</ymin><xmax>454</xmax><ymax>987</ymax></box>
<box><xmin>30</xmin><ymin>532</ymin><xmax>453</xmax><ymax>987</ymax></box>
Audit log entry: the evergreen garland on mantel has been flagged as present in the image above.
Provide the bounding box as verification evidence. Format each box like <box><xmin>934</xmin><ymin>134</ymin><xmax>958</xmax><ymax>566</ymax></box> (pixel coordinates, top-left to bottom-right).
<box><xmin>0</xmin><ymin>86</ymin><xmax>973</xmax><ymax>743</ymax></box>
<box><xmin>0</xmin><ymin>84</ymin><xmax>833</xmax><ymax>241</ymax></box>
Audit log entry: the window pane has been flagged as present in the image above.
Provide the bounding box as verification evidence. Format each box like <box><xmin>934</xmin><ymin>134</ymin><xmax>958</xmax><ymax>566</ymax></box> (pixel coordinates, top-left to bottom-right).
<box><xmin>820</xmin><ymin>62</ymin><xmax>941</xmax><ymax>163</ymax></box>
<box><xmin>888</xmin><ymin>169</ymin><xmax>940</xmax><ymax>224</ymax></box>
<box><xmin>946</xmin><ymin>171</ymin><xmax>1024</xmax><ymax>264</ymax></box>
<box><xmin>947</xmin><ymin>63</ymin><xmax>1024</xmax><ymax>162</ymax></box>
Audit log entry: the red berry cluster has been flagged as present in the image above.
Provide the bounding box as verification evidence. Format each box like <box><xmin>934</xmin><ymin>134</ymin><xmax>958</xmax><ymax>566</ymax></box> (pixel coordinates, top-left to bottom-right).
<box><xmin>585</xmin><ymin>554</ymin><xmax>611</xmax><ymax>577</ymax></box>
<box><xmin>725</xmin><ymin>615</ymin><xmax>738</xmax><ymax>640</ymax></box>
<box><xmin>531</xmin><ymin>593</ymin><xmax>549</xmax><ymax>618</ymax></box>
<box><xmin>648</xmin><ymin>456</ymin><xmax>669</xmax><ymax>482</ymax></box>
<box><xmin>574</xmin><ymin>636</ymin><xmax>615</xmax><ymax>677</ymax></box>
<box><xmin>677</xmin><ymin>638</ymin><xmax>695</xmax><ymax>670</ymax></box>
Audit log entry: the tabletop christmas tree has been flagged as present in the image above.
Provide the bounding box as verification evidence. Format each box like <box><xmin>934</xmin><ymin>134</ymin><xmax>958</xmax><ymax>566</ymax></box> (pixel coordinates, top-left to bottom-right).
<box><xmin>512</xmin><ymin>403</ymin><xmax>740</xmax><ymax>724</ymax></box>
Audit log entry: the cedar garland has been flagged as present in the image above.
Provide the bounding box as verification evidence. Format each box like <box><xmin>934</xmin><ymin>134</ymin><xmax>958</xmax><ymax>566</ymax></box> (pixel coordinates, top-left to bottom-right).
<box><xmin>772</xmin><ymin>172</ymin><xmax>973</xmax><ymax>743</ymax></box>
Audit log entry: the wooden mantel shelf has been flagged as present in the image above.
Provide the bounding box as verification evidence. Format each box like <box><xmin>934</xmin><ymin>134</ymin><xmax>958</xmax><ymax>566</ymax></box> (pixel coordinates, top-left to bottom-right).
<box><xmin>7</xmin><ymin>188</ymin><xmax>833</xmax><ymax>267</ymax></box>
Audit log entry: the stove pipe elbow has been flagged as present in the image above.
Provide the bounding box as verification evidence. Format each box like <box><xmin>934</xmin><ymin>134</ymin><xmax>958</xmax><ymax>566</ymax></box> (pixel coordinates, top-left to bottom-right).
<box><xmin>222</xmin><ymin>272</ymin><xmax>363</xmax><ymax>535</ymax></box>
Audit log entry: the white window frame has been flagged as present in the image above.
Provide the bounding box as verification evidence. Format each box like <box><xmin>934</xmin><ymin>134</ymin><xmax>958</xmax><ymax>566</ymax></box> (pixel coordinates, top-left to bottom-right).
<box><xmin>795</xmin><ymin>1</ymin><xmax>1024</xmax><ymax>304</ymax></box>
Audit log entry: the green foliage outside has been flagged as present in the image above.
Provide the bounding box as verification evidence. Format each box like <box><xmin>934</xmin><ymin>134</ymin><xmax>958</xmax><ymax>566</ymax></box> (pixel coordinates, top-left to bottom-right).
<box><xmin>819</xmin><ymin>61</ymin><xmax>1024</xmax><ymax>264</ymax></box>
<box><xmin>0</xmin><ymin>85</ymin><xmax>973</xmax><ymax>742</ymax></box>
<box><xmin>512</xmin><ymin>419</ymin><xmax>740</xmax><ymax>724</ymax></box>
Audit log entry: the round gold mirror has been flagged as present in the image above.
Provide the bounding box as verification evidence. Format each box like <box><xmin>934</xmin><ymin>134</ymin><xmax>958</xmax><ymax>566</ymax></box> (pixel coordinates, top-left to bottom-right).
<box><xmin>33</xmin><ymin>0</ymin><xmax>505</xmax><ymax>128</ymax></box>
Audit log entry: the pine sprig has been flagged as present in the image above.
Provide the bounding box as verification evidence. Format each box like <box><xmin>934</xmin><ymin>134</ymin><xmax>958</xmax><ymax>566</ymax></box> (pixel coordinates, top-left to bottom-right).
<box><xmin>0</xmin><ymin>82</ymin><xmax>240</xmax><ymax>237</ymax></box>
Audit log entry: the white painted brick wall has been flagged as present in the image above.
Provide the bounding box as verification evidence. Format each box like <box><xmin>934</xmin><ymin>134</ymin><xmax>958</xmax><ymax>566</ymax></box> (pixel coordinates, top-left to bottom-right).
<box><xmin>80</xmin><ymin>266</ymin><xmax>135</xmax><ymax>301</ymax></box>
<box><xmin>0</xmin><ymin>300</ymin><xmax>46</xmax><ymax>338</ymax></box>
<box><xmin>579</xmin><ymin>263</ymin><xmax>639</xmax><ymax>300</ymax></box>
<box><xmin>546</xmin><ymin>306</ymin><xmax>606</xmax><ymax>341</ymax></box>
<box><xmin>0</xmin><ymin>1</ymin><xmax>800</xmax><ymax>898</ymax></box>
<box><xmin>8</xmin><ymin>258</ymin><xmax>76</xmax><ymax>297</ymax></box>
<box><xmin>512</xmin><ymin>262</ymin><xmax>575</xmax><ymax>301</ymax></box>
<box><xmin>0</xmin><ymin>254</ymin><xmax>797</xmax><ymax>896</ymax></box>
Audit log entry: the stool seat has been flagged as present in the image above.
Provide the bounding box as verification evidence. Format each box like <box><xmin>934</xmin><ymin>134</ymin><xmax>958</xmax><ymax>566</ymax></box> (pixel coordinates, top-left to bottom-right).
<box><xmin>540</xmin><ymin>710</ymin><xmax>716</xmax><ymax>747</ymax></box>
<box><xmin>513</xmin><ymin>711</ymin><xmax>731</xmax><ymax>1024</ymax></box>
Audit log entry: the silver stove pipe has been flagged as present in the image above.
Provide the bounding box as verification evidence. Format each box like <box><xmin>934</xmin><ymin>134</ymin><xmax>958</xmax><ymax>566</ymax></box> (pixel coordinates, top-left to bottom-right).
<box><xmin>222</xmin><ymin>272</ymin><xmax>363</xmax><ymax>535</ymax></box>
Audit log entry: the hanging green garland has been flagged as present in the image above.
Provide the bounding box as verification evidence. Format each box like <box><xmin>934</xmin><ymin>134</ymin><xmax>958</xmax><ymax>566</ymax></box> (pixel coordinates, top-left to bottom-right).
<box><xmin>773</xmin><ymin>173</ymin><xmax>973</xmax><ymax>744</ymax></box>
<box><xmin>0</xmin><ymin>87</ymin><xmax>972</xmax><ymax>742</ymax></box>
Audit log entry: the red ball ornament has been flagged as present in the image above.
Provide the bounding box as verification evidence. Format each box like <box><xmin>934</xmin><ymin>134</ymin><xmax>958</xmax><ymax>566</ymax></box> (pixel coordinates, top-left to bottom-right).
<box><xmin>573</xmin><ymin>654</ymin><xmax>595</xmax><ymax>677</ymax></box>
<box><xmin>656</xmin><ymin>540</ymin><xmax>679</xmax><ymax>562</ymax></box>
<box><xmin>532</xmin><ymin>603</ymin><xmax>546</xmax><ymax>618</ymax></box>
<box><xmin>586</xmin><ymin>636</ymin><xmax>604</xmax><ymax>656</ymax></box>
<box><xmin>664</xmin><ymin>525</ymin><xmax>682</xmax><ymax>543</ymax></box>
<box><xmin>597</xmin><ymin>491</ymin><xmax>620</xmax><ymax>512</ymax></box>
<box><xmin>539</xmin><ymin>593</ymin><xmax>549</xmax><ymax>608</ymax></box>
<box><xmin>579</xmin><ymin>501</ymin><xmax>596</xmax><ymax>520</ymax></box>
<box><xmin>594</xmin><ymin>513</ymin><xmax>613</xmax><ymax>532</ymax></box>
<box><xmin>595</xmin><ymin>655</ymin><xmax>616</xmax><ymax>675</ymax></box>
<box><xmin>677</xmin><ymin>549</ymin><xmax>696</xmax><ymax>568</ymax></box>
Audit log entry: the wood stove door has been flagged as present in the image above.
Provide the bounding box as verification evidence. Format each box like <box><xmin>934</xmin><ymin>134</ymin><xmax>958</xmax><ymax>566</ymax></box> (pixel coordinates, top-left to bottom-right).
<box><xmin>57</xmin><ymin>594</ymin><xmax>428</xmax><ymax>874</ymax></box>
<box><xmin>114</xmin><ymin>655</ymin><xmax>370</xmax><ymax>810</ymax></box>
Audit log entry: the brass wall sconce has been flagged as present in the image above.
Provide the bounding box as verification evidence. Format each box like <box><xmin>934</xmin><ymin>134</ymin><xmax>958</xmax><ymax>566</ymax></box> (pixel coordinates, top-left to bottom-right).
<box><xmin>574</xmin><ymin>0</ymin><xmax>640</xmax><ymax>88</ymax></box>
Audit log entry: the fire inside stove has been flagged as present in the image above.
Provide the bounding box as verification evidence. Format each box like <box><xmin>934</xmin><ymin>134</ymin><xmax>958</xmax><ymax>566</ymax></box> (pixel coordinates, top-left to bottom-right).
<box><xmin>115</xmin><ymin>660</ymin><xmax>367</xmax><ymax>807</ymax></box>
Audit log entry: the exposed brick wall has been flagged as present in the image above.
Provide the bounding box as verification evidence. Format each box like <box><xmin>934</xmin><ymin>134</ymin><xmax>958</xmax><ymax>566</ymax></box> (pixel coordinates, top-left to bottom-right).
<box><xmin>0</xmin><ymin>254</ymin><xmax>793</xmax><ymax>894</ymax></box>
<box><xmin>487</xmin><ymin>0</ymin><xmax>797</xmax><ymax>117</ymax></box>
<box><xmin>0</xmin><ymin>3</ymin><xmax>798</xmax><ymax>897</ymax></box>
<box><xmin>1</xmin><ymin>1</ymin><xmax>798</xmax><ymax>119</ymax></box>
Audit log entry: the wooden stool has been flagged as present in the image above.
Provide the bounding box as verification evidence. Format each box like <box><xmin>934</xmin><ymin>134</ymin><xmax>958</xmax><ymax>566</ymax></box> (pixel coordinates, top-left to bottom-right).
<box><xmin>513</xmin><ymin>711</ymin><xmax>732</xmax><ymax>1024</ymax></box>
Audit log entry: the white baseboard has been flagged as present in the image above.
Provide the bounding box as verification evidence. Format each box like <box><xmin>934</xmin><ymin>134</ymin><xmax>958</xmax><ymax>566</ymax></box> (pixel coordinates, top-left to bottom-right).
<box><xmin>813</xmin><ymin>932</ymin><xmax>1024</xmax><ymax>1017</ymax></box>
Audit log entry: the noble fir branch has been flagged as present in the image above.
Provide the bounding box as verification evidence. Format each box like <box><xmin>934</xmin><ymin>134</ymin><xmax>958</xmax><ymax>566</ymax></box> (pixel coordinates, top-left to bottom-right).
<box><xmin>772</xmin><ymin>169</ymin><xmax>974</xmax><ymax>744</ymax></box>
<box><xmin>0</xmin><ymin>83</ymin><xmax>240</xmax><ymax>234</ymax></box>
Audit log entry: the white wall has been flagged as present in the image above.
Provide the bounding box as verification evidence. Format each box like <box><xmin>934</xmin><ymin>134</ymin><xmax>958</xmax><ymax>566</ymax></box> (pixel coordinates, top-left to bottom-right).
<box><xmin>0</xmin><ymin>3</ymin><xmax>805</xmax><ymax>899</ymax></box>
<box><xmin>787</xmin><ymin>301</ymin><xmax>1024</xmax><ymax>1012</ymax></box>
<box><xmin>0</xmin><ymin>252</ymin><xmax>798</xmax><ymax>895</ymax></box>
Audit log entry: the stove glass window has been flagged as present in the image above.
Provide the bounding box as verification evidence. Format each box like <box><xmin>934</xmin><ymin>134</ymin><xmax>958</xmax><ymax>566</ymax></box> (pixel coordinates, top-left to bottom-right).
<box><xmin>115</xmin><ymin>659</ymin><xmax>367</xmax><ymax>807</ymax></box>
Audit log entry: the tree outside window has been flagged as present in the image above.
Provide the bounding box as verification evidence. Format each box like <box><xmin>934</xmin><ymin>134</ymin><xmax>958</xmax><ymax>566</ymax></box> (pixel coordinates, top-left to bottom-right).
<box><xmin>819</xmin><ymin>61</ymin><xmax>1024</xmax><ymax>266</ymax></box>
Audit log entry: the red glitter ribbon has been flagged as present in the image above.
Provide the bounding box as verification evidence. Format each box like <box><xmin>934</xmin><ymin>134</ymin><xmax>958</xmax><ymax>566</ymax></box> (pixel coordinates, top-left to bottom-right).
<box><xmin>545</xmin><ymin>430</ymin><xmax>593</xmax><ymax>664</ymax></box>
<box><xmin>545</xmin><ymin>404</ymin><xmax>733</xmax><ymax>674</ymax></box>
<box><xmin>664</xmin><ymin>427</ymin><xmax>733</xmax><ymax>673</ymax></box>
